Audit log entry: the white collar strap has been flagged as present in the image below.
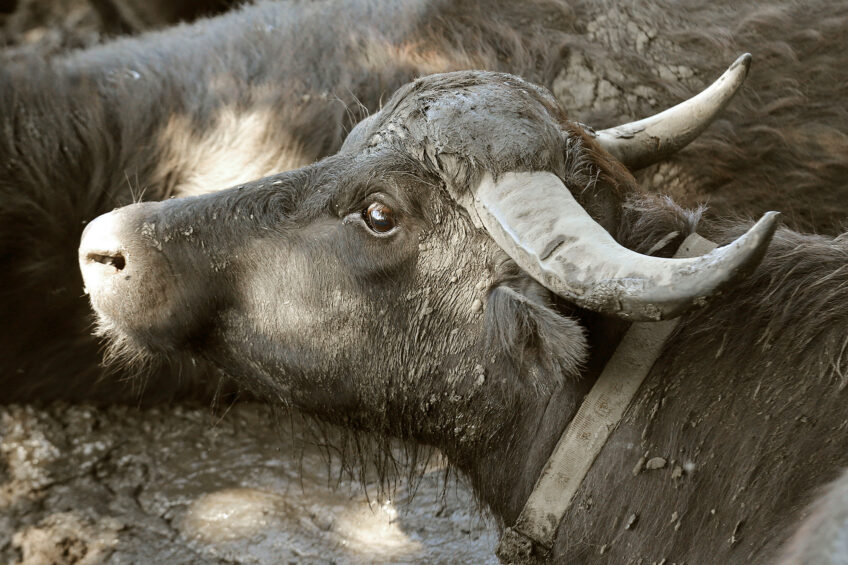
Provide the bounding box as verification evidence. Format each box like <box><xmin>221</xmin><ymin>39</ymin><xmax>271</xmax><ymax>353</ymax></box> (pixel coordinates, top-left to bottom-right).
<box><xmin>496</xmin><ymin>232</ymin><xmax>718</xmax><ymax>563</ymax></box>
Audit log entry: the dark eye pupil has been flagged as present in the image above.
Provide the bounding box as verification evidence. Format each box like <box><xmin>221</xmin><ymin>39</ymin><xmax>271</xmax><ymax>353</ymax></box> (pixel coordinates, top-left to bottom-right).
<box><xmin>365</xmin><ymin>203</ymin><xmax>395</xmax><ymax>233</ymax></box>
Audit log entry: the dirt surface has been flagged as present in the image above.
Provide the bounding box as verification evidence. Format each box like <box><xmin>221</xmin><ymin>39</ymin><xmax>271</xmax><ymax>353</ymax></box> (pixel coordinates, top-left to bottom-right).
<box><xmin>0</xmin><ymin>403</ymin><xmax>497</xmax><ymax>564</ymax></box>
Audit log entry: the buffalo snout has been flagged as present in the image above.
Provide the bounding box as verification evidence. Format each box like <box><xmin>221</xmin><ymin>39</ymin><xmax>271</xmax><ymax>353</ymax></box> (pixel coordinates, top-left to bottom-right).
<box><xmin>80</xmin><ymin>209</ymin><xmax>134</xmax><ymax>292</ymax></box>
<box><xmin>79</xmin><ymin>200</ymin><xmax>218</xmax><ymax>353</ymax></box>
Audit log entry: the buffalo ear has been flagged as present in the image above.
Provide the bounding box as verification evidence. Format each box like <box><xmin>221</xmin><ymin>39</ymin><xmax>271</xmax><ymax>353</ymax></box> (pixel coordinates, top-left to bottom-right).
<box><xmin>484</xmin><ymin>272</ymin><xmax>587</xmax><ymax>393</ymax></box>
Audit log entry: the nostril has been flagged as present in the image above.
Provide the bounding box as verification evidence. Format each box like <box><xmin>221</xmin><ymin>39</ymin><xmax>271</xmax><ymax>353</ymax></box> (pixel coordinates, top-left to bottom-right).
<box><xmin>87</xmin><ymin>252</ymin><xmax>126</xmax><ymax>271</ymax></box>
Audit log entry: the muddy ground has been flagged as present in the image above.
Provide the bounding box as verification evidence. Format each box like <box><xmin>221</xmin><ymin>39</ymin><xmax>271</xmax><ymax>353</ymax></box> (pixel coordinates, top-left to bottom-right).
<box><xmin>0</xmin><ymin>403</ymin><xmax>497</xmax><ymax>564</ymax></box>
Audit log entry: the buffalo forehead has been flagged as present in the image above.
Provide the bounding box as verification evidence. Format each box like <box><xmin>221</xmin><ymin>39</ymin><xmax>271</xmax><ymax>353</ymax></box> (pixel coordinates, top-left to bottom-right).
<box><xmin>356</xmin><ymin>71</ymin><xmax>566</xmax><ymax>172</ymax></box>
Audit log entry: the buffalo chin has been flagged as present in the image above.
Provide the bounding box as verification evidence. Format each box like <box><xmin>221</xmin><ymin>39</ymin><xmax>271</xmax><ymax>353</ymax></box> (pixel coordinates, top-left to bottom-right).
<box><xmin>91</xmin><ymin>312</ymin><xmax>164</xmax><ymax>374</ymax></box>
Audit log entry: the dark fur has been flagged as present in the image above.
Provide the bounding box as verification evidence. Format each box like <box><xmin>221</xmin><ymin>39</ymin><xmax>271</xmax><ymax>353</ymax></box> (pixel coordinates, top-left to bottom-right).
<box><xmin>89</xmin><ymin>0</ymin><xmax>236</xmax><ymax>35</ymax></box>
<box><xmin>83</xmin><ymin>70</ymin><xmax>848</xmax><ymax>562</ymax></box>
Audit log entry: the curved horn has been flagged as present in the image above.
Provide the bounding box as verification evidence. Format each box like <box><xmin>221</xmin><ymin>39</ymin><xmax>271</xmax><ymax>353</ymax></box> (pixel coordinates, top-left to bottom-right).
<box><xmin>471</xmin><ymin>171</ymin><xmax>777</xmax><ymax>321</ymax></box>
<box><xmin>592</xmin><ymin>53</ymin><xmax>752</xmax><ymax>170</ymax></box>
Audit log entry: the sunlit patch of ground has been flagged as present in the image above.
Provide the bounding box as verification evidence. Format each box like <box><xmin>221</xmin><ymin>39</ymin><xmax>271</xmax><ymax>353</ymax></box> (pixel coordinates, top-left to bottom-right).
<box><xmin>0</xmin><ymin>403</ymin><xmax>497</xmax><ymax>564</ymax></box>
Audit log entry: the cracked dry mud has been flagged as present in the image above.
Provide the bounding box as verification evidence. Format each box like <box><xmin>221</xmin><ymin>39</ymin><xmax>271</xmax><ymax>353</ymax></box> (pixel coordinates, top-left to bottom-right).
<box><xmin>0</xmin><ymin>403</ymin><xmax>497</xmax><ymax>564</ymax></box>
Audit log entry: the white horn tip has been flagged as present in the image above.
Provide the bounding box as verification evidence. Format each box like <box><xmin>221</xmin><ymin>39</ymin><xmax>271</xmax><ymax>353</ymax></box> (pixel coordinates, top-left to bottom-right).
<box><xmin>732</xmin><ymin>53</ymin><xmax>753</xmax><ymax>74</ymax></box>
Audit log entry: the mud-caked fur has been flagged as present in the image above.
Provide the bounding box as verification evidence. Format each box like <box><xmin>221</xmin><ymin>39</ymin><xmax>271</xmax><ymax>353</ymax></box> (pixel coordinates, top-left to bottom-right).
<box><xmin>559</xmin><ymin>0</ymin><xmax>848</xmax><ymax>235</ymax></box>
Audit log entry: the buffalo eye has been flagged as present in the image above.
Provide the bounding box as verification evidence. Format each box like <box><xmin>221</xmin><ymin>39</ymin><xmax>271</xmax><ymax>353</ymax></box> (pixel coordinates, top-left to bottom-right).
<box><xmin>363</xmin><ymin>202</ymin><xmax>396</xmax><ymax>234</ymax></box>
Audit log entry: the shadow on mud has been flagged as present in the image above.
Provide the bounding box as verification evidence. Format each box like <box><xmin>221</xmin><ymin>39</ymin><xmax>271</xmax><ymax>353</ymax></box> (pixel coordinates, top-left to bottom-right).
<box><xmin>0</xmin><ymin>402</ymin><xmax>496</xmax><ymax>564</ymax></box>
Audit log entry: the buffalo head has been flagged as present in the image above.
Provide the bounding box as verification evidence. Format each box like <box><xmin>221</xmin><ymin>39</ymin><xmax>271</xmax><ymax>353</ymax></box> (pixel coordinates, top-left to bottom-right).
<box><xmin>78</xmin><ymin>67</ymin><xmax>775</xmax><ymax>446</ymax></box>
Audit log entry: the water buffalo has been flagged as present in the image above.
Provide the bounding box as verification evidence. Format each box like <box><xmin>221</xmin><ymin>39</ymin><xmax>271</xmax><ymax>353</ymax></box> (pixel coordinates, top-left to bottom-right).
<box><xmin>0</xmin><ymin>0</ymin><xmax>577</xmax><ymax>402</ymax></box>
<box><xmin>78</xmin><ymin>70</ymin><xmax>848</xmax><ymax>563</ymax></box>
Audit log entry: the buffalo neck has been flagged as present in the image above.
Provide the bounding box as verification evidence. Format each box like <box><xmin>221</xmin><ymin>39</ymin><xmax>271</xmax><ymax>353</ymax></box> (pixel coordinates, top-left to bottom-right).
<box><xmin>434</xmin><ymin>312</ymin><xmax>626</xmax><ymax>524</ymax></box>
